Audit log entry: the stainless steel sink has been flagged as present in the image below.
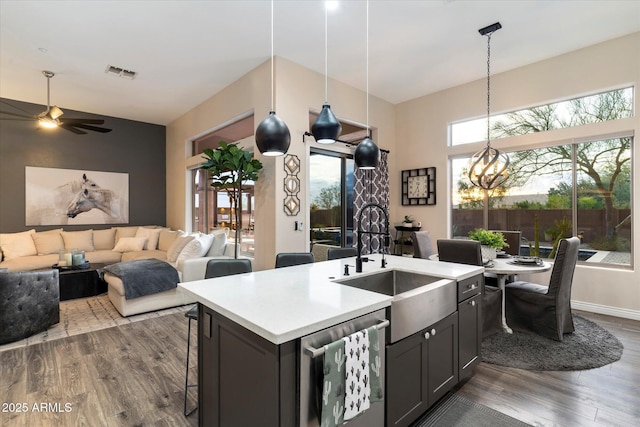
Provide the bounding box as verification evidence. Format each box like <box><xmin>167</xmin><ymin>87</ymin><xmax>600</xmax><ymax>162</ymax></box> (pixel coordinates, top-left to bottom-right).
<box><xmin>337</xmin><ymin>270</ymin><xmax>456</xmax><ymax>343</ymax></box>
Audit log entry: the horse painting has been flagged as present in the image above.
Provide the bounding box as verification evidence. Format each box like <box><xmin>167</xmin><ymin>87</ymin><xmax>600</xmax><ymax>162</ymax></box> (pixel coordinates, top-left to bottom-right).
<box><xmin>25</xmin><ymin>168</ymin><xmax>128</xmax><ymax>225</ymax></box>
<box><xmin>66</xmin><ymin>174</ymin><xmax>122</xmax><ymax>219</ymax></box>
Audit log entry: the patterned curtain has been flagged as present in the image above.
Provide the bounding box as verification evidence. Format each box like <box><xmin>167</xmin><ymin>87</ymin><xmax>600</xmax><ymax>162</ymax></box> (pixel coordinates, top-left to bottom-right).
<box><xmin>353</xmin><ymin>151</ymin><xmax>390</xmax><ymax>255</ymax></box>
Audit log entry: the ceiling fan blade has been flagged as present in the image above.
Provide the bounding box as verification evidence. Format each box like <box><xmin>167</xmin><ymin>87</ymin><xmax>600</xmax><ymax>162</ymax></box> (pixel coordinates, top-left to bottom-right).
<box><xmin>0</xmin><ymin>110</ymin><xmax>34</xmax><ymax>119</ymax></box>
<box><xmin>0</xmin><ymin>99</ymin><xmax>38</xmax><ymax>117</ymax></box>
<box><xmin>59</xmin><ymin>118</ymin><xmax>105</xmax><ymax>125</ymax></box>
<box><xmin>67</xmin><ymin>123</ymin><xmax>112</xmax><ymax>133</ymax></box>
<box><xmin>59</xmin><ymin>124</ymin><xmax>87</xmax><ymax>135</ymax></box>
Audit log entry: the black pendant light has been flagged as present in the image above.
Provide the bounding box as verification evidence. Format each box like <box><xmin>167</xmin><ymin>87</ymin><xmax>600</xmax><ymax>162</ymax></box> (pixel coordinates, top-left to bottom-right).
<box><xmin>354</xmin><ymin>0</ymin><xmax>380</xmax><ymax>170</ymax></box>
<box><xmin>255</xmin><ymin>0</ymin><xmax>290</xmax><ymax>156</ymax></box>
<box><xmin>468</xmin><ymin>22</ymin><xmax>509</xmax><ymax>189</ymax></box>
<box><xmin>311</xmin><ymin>5</ymin><xmax>341</xmax><ymax>144</ymax></box>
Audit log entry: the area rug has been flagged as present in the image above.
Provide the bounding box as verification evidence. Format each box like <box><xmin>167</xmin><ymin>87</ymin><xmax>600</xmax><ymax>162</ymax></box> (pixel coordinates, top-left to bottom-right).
<box><xmin>0</xmin><ymin>294</ymin><xmax>190</xmax><ymax>352</ymax></box>
<box><xmin>482</xmin><ymin>314</ymin><xmax>623</xmax><ymax>371</ymax></box>
<box><xmin>411</xmin><ymin>393</ymin><xmax>532</xmax><ymax>427</ymax></box>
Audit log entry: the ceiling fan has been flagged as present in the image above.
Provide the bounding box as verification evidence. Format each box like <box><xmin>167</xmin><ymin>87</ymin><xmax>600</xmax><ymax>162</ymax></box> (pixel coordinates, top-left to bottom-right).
<box><xmin>0</xmin><ymin>70</ymin><xmax>112</xmax><ymax>135</ymax></box>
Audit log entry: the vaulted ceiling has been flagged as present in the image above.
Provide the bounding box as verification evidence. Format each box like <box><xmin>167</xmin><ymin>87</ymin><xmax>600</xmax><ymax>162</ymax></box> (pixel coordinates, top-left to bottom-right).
<box><xmin>1</xmin><ymin>1</ymin><xmax>638</xmax><ymax>125</ymax></box>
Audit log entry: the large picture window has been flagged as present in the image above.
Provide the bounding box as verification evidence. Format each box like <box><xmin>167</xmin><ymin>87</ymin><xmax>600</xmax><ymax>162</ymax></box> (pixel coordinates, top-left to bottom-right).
<box><xmin>451</xmin><ymin>89</ymin><xmax>633</xmax><ymax>267</ymax></box>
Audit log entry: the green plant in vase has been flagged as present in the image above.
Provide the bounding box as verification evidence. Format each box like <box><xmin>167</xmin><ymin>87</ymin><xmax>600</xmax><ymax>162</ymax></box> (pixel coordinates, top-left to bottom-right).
<box><xmin>468</xmin><ymin>228</ymin><xmax>508</xmax><ymax>261</ymax></box>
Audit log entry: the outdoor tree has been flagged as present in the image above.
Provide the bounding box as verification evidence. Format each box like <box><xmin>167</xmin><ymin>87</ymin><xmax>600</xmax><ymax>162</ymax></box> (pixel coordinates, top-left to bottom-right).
<box><xmin>314</xmin><ymin>183</ymin><xmax>341</xmax><ymax>226</ymax></box>
<box><xmin>492</xmin><ymin>90</ymin><xmax>632</xmax><ymax>238</ymax></box>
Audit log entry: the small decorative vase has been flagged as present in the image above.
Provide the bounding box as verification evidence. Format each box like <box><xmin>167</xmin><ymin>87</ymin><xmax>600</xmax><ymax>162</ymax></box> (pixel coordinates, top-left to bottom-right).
<box><xmin>412</xmin><ymin>221</ymin><xmax>421</xmax><ymax>228</ymax></box>
<box><xmin>481</xmin><ymin>245</ymin><xmax>497</xmax><ymax>261</ymax></box>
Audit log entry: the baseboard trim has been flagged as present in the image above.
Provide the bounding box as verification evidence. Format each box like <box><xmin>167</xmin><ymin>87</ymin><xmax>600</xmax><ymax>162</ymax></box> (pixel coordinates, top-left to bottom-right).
<box><xmin>572</xmin><ymin>300</ymin><xmax>640</xmax><ymax>321</ymax></box>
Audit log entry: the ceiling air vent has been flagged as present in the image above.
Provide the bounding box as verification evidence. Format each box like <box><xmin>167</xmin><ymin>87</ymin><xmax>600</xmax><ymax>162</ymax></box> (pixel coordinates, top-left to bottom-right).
<box><xmin>105</xmin><ymin>65</ymin><xmax>137</xmax><ymax>80</ymax></box>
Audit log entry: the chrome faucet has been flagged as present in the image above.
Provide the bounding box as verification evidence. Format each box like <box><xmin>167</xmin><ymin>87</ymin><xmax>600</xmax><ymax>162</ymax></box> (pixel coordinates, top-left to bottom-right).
<box><xmin>356</xmin><ymin>202</ymin><xmax>391</xmax><ymax>273</ymax></box>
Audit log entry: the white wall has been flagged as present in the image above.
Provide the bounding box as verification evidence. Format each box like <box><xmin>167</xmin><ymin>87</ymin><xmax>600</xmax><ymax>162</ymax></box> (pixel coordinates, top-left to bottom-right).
<box><xmin>395</xmin><ymin>33</ymin><xmax>640</xmax><ymax>317</ymax></box>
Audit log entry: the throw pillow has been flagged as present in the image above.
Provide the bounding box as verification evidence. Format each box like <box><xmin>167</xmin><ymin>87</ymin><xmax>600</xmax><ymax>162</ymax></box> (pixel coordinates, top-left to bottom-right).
<box><xmin>176</xmin><ymin>233</ymin><xmax>215</xmax><ymax>265</ymax></box>
<box><xmin>158</xmin><ymin>229</ymin><xmax>179</xmax><ymax>252</ymax></box>
<box><xmin>0</xmin><ymin>229</ymin><xmax>37</xmax><ymax>260</ymax></box>
<box><xmin>135</xmin><ymin>227</ymin><xmax>162</xmax><ymax>250</ymax></box>
<box><xmin>61</xmin><ymin>230</ymin><xmax>96</xmax><ymax>252</ymax></box>
<box><xmin>206</xmin><ymin>230</ymin><xmax>228</xmax><ymax>257</ymax></box>
<box><xmin>166</xmin><ymin>234</ymin><xmax>195</xmax><ymax>262</ymax></box>
<box><xmin>93</xmin><ymin>228</ymin><xmax>117</xmax><ymax>250</ymax></box>
<box><xmin>31</xmin><ymin>229</ymin><xmax>65</xmax><ymax>255</ymax></box>
<box><xmin>114</xmin><ymin>226</ymin><xmax>139</xmax><ymax>243</ymax></box>
<box><xmin>112</xmin><ymin>237</ymin><xmax>147</xmax><ymax>253</ymax></box>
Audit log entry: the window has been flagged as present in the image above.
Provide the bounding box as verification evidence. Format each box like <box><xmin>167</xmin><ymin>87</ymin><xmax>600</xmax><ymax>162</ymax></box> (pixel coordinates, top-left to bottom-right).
<box><xmin>451</xmin><ymin>88</ymin><xmax>633</xmax><ymax>267</ymax></box>
<box><xmin>451</xmin><ymin>87</ymin><xmax>633</xmax><ymax>146</ymax></box>
<box><xmin>309</xmin><ymin>150</ymin><xmax>355</xmax><ymax>249</ymax></box>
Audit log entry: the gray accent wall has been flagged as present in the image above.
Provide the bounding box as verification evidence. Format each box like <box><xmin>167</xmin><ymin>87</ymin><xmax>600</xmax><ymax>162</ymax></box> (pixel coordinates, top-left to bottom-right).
<box><xmin>0</xmin><ymin>98</ymin><xmax>166</xmax><ymax>232</ymax></box>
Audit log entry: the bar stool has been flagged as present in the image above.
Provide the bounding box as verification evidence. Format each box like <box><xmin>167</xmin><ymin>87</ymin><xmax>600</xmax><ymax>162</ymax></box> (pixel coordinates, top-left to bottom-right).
<box><xmin>326</xmin><ymin>247</ymin><xmax>357</xmax><ymax>260</ymax></box>
<box><xmin>274</xmin><ymin>252</ymin><xmax>314</xmax><ymax>268</ymax></box>
<box><xmin>184</xmin><ymin>258</ymin><xmax>252</xmax><ymax>416</ymax></box>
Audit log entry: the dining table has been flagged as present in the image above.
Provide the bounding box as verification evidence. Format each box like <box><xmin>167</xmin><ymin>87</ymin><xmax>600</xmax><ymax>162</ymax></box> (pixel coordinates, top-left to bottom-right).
<box><xmin>484</xmin><ymin>256</ymin><xmax>551</xmax><ymax>333</ymax></box>
<box><xmin>428</xmin><ymin>254</ymin><xmax>551</xmax><ymax>333</ymax></box>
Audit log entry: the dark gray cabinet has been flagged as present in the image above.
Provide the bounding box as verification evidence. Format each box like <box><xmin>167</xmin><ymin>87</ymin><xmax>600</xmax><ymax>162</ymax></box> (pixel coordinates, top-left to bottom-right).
<box><xmin>457</xmin><ymin>274</ymin><xmax>483</xmax><ymax>380</ymax></box>
<box><xmin>385</xmin><ymin>312</ymin><xmax>458</xmax><ymax>427</ymax></box>
<box><xmin>198</xmin><ymin>304</ymin><xmax>296</xmax><ymax>427</ymax></box>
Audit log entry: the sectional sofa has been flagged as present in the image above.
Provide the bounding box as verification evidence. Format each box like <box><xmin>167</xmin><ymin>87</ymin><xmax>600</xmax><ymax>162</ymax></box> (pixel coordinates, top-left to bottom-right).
<box><xmin>0</xmin><ymin>226</ymin><xmax>237</xmax><ymax>316</ymax></box>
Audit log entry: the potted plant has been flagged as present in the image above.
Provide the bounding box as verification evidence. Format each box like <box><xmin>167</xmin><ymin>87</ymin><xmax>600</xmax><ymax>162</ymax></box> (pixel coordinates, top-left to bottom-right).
<box><xmin>201</xmin><ymin>142</ymin><xmax>263</xmax><ymax>258</ymax></box>
<box><xmin>402</xmin><ymin>215</ymin><xmax>414</xmax><ymax>226</ymax></box>
<box><xmin>468</xmin><ymin>228</ymin><xmax>509</xmax><ymax>261</ymax></box>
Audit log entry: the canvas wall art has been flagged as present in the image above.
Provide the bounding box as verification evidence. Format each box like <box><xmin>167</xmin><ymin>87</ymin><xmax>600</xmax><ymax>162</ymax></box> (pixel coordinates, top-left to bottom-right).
<box><xmin>25</xmin><ymin>167</ymin><xmax>129</xmax><ymax>225</ymax></box>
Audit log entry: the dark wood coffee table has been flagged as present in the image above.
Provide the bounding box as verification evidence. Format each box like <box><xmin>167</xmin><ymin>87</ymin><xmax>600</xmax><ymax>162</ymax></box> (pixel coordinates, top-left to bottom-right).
<box><xmin>54</xmin><ymin>263</ymin><xmax>108</xmax><ymax>301</ymax></box>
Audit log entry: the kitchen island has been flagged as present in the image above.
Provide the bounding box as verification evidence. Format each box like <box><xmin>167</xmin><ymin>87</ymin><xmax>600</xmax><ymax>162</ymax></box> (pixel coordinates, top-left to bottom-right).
<box><xmin>179</xmin><ymin>254</ymin><xmax>484</xmax><ymax>427</ymax></box>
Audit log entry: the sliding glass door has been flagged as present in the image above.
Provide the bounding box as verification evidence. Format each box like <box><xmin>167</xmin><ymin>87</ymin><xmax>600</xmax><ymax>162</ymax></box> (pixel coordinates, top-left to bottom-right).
<box><xmin>309</xmin><ymin>150</ymin><xmax>355</xmax><ymax>248</ymax></box>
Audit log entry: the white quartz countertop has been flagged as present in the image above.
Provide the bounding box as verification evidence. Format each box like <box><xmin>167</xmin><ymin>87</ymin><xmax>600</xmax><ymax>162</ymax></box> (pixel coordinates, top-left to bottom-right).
<box><xmin>178</xmin><ymin>254</ymin><xmax>483</xmax><ymax>344</ymax></box>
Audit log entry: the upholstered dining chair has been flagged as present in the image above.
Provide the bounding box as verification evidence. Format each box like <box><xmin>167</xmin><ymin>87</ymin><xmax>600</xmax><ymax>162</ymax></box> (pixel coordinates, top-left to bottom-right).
<box><xmin>436</xmin><ymin>239</ymin><xmax>502</xmax><ymax>338</ymax></box>
<box><xmin>184</xmin><ymin>258</ymin><xmax>252</xmax><ymax>416</ymax></box>
<box><xmin>326</xmin><ymin>247</ymin><xmax>358</xmax><ymax>260</ymax></box>
<box><xmin>0</xmin><ymin>269</ymin><xmax>60</xmax><ymax>345</ymax></box>
<box><xmin>505</xmin><ymin>236</ymin><xmax>580</xmax><ymax>341</ymax></box>
<box><xmin>275</xmin><ymin>252</ymin><xmax>314</xmax><ymax>268</ymax></box>
<box><xmin>411</xmin><ymin>231</ymin><xmax>434</xmax><ymax>259</ymax></box>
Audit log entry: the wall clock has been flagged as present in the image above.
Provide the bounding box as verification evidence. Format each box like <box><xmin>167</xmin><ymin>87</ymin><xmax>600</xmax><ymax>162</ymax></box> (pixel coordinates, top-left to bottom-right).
<box><xmin>401</xmin><ymin>167</ymin><xmax>436</xmax><ymax>205</ymax></box>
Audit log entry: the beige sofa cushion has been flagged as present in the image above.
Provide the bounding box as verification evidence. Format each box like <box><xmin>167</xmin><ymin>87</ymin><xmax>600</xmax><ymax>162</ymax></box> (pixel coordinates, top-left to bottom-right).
<box><xmin>112</xmin><ymin>237</ymin><xmax>147</xmax><ymax>253</ymax></box>
<box><xmin>31</xmin><ymin>229</ymin><xmax>64</xmax><ymax>255</ymax></box>
<box><xmin>166</xmin><ymin>234</ymin><xmax>194</xmax><ymax>262</ymax></box>
<box><xmin>61</xmin><ymin>230</ymin><xmax>95</xmax><ymax>252</ymax></box>
<box><xmin>114</xmin><ymin>226</ymin><xmax>139</xmax><ymax>243</ymax></box>
<box><xmin>0</xmin><ymin>254</ymin><xmax>58</xmax><ymax>272</ymax></box>
<box><xmin>0</xmin><ymin>229</ymin><xmax>37</xmax><ymax>260</ymax></box>
<box><xmin>158</xmin><ymin>229</ymin><xmax>179</xmax><ymax>252</ymax></box>
<box><xmin>85</xmin><ymin>250</ymin><xmax>122</xmax><ymax>265</ymax></box>
<box><xmin>135</xmin><ymin>227</ymin><xmax>162</xmax><ymax>250</ymax></box>
<box><xmin>93</xmin><ymin>228</ymin><xmax>117</xmax><ymax>250</ymax></box>
<box><xmin>121</xmin><ymin>250</ymin><xmax>167</xmax><ymax>262</ymax></box>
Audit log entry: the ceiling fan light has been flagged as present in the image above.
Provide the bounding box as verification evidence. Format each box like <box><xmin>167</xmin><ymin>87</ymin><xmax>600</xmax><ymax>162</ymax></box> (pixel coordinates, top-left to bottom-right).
<box><xmin>312</xmin><ymin>103</ymin><xmax>341</xmax><ymax>144</ymax></box>
<box><xmin>49</xmin><ymin>105</ymin><xmax>64</xmax><ymax>120</ymax></box>
<box><xmin>38</xmin><ymin>116</ymin><xmax>59</xmax><ymax>128</ymax></box>
<box><xmin>255</xmin><ymin>111</ymin><xmax>291</xmax><ymax>156</ymax></box>
<box><xmin>354</xmin><ymin>136</ymin><xmax>380</xmax><ymax>169</ymax></box>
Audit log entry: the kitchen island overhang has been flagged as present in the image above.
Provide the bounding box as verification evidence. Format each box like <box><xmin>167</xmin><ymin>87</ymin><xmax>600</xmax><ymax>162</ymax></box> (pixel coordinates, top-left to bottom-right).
<box><xmin>178</xmin><ymin>255</ymin><xmax>483</xmax><ymax>345</ymax></box>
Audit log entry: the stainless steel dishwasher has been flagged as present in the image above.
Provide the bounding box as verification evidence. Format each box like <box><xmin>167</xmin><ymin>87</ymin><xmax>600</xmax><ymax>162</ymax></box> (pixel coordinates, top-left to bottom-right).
<box><xmin>299</xmin><ymin>309</ymin><xmax>387</xmax><ymax>427</ymax></box>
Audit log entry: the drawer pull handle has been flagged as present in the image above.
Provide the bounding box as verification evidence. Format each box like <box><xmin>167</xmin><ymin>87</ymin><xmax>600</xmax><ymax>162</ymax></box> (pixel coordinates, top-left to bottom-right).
<box><xmin>470</xmin><ymin>300</ymin><xmax>476</xmax><ymax>307</ymax></box>
<box><xmin>468</xmin><ymin>284</ymin><xmax>477</xmax><ymax>290</ymax></box>
<box><xmin>431</xmin><ymin>328</ymin><xmax>436</xmax><ymax>336</ymax></box>
<box><xmin>424</xmin><ymin>332</ymin><xmax>430</xmax><ymax>340</ymax></box>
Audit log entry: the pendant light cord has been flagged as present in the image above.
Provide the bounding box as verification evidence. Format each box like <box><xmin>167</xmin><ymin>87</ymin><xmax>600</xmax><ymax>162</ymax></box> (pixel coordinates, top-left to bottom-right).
<box><xmin>324</xmin><ymin>5</ymin><xmax>328</xmax><ymax>103</ymax></box>
<box><xmin>271</xmin><ymin>0</ymin><xmax>274</xmax><ymax>111</ymax></box>
<box><xmin>366</xmin><ymin>0</ymin><xmax>369</xmax><ymax>135</ymax></box>
<box><xmin>46</xmin><ymin>74</ymin><xmax>51</xmax><ymax>112</ymax></box>
<box><xmin>486</xmin><ymin>33</ymin><xmax>492</xmax><ymax>148</ymax></box>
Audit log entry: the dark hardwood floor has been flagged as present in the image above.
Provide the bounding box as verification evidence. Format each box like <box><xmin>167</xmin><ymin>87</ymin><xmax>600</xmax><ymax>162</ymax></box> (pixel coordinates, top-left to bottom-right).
<box><xmin>0</xmin><ymin>310</ymin><xmax>638</xmax><ymax>426</ymax></box>
<box><xmin>456</xmin><ymin>310</ymin><xmax>640</xmax><ymax>426</ymax></box>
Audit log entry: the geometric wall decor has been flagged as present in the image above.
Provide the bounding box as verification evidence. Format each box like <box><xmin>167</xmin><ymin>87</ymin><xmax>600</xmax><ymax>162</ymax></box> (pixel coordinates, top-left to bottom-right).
<box><xmin>283</xmin><ymin>154</ymin><xmax>301</xmax><ymax>216</ymax></box>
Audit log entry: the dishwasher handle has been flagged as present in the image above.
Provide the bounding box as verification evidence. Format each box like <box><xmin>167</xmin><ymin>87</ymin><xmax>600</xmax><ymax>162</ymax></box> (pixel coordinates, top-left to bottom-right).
<box><xmin>304</xmin><ymin>319</ymin><xmax>390</xmax><ymax>358</ymax></box>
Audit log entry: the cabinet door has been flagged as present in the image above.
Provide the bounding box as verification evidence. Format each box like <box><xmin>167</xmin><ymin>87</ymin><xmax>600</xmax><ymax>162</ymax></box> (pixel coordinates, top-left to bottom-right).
<box><xmin>426</xmin><ymin>312</ymin><xmax>458</xmax><ymax>407</ymax></box>
<box><xmin>458</xmin><ymin>293</ymin><xmax>482</xmax><ymax>380</ymax></box>
<box><xmin>386</xmin><ymin>330</ymin><xmax>428</xmax><ymax>427</ymax></box>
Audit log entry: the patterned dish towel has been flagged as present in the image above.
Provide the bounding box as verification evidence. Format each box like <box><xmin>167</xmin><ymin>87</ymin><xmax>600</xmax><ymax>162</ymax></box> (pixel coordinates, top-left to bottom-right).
<box><xmin>320</xmin><ymin>326</ymin><xmax>384</xmax><ymax>427</ymax></box>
